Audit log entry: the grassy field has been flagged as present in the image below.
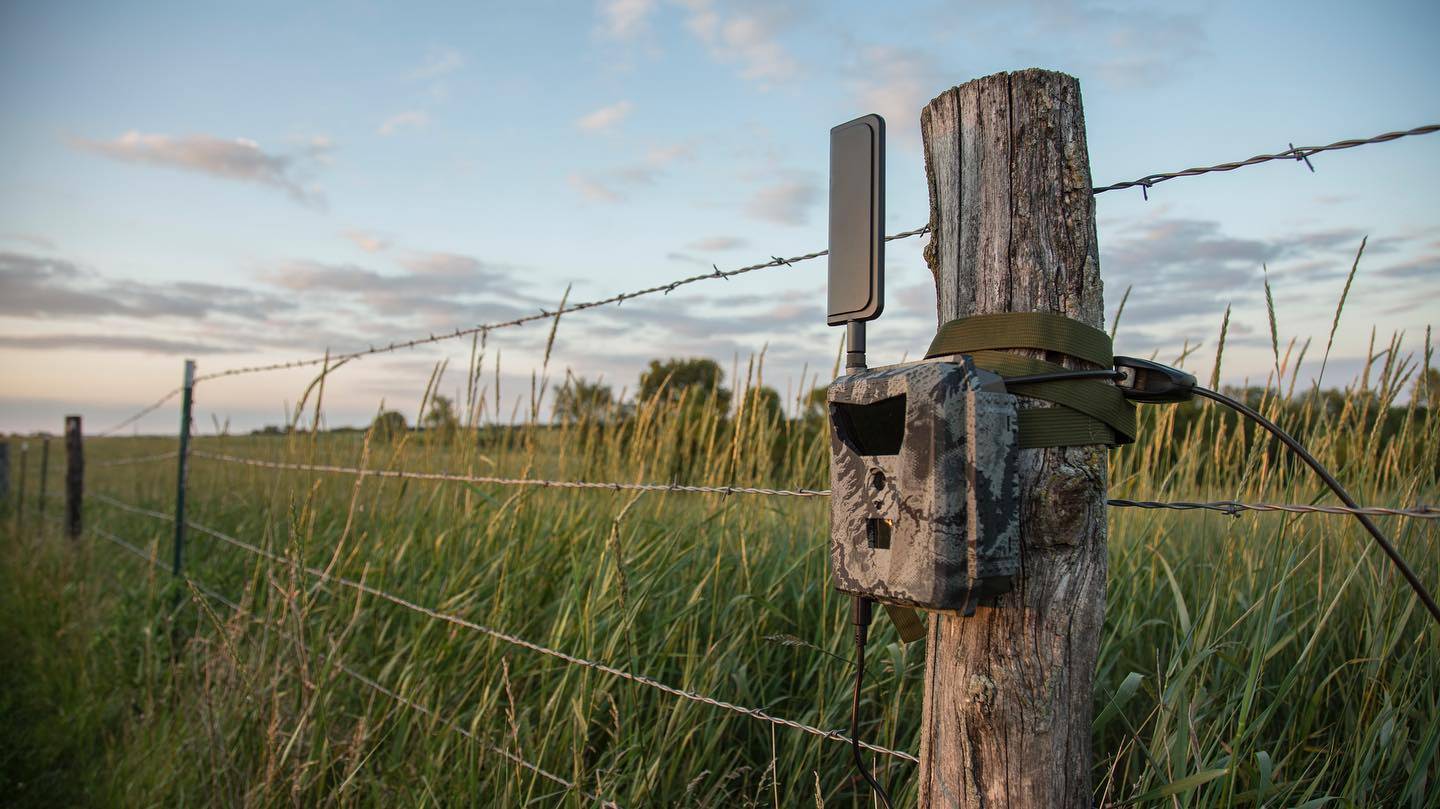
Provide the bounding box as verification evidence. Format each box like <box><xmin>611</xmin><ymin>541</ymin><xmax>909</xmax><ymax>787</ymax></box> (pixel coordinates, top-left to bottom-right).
<box><xmin>2</xmin><ymin>331</ymin><xmax>1437</xmax><ymax>808</ymax></box>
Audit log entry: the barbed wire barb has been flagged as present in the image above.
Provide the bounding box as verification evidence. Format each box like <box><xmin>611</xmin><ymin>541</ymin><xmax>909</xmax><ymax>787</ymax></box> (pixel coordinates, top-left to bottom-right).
<box><xmin>1093</xmin><ymin>124</ymin><xmax>1438</xmax><ymax>195</ymax></box>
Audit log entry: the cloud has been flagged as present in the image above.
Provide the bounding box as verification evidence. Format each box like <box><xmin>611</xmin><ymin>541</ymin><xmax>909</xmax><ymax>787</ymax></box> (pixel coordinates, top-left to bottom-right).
<box><xmin>849</xmin><ymin>47</ymin><xmax>942</xmax><ymax>147</ymax></box>
<box><xmin>410</xmin><ymin>47</ymin><xmax>464</xmax><ymax>80</ymax></box>
<box><xmin>599</xmin><ymin>0</ymin><xmax>659</xmax><ymax>38</ymax></box>
<box><xmin>72</xmin><ymin>131</ymin><xmax>330</xmax><ymax>207</ymax></box>
<box><xmin>378</xmin><ymin>110</ymin><xmax>430</xmax><ymax>136</ymax></box>
<box><xmin>1376</xmin><ymin>254</ymin><xmax>1439</xmax><ymax>282</ymax></box>
<box><xmin>745</xmin><ymin>173</ymin><xmax>819</xmax><ymax>226</ymax></box>
<box><xmin>955</xmin><ymin>1</ymin><xmax>1210</xmax><ymax>89</ymax></box>
<box><xmin>567</xmin><ymin>140</ymin><xmax>695</xmax><ymax>203</ymax></box>
<box><xmin>2</xmin><ymin>232</ymin><xmax>56</xmax><ymax>250</ymax></box>
<box><xmin>0</xmin><ymin>334</ymin><xmax>237</xmax><ymax>355</ymax></box>
<box><xmin>343</xmin><ymin>230</ymin><xmax>389</xmax><ymax>253</ymax></box>
<box><xmin>680</xmin><ymin>0</ymin><xmax>799</xmax><ymax>84</ymax></box>
<box><xmin>0</xmin><ymin>251</ymin><xmax>295</xmax><ymax>321</ymax></box>
<box><xmin>576</xmin><ymin>100</ymin><xmax>634</xmax><ymax>132</ymax></box>
<box><xmin>1095</xmin><ymin>217</ymin><xmax>1427</xmax><ymax>356</ymax></box>
<box><xmin>688</xmin><ymin>236</ymin><xmax>748</xmax><ymax>251</ymax></box>
<box><xmin>259</xmin><ymin>252</ymin><xmax>534</xmax><ymax>328</ymax></box>
<box><xmin>569</xmin><ymin>173</ymin><xmax>623</xmax><ymax>203</ymax></box>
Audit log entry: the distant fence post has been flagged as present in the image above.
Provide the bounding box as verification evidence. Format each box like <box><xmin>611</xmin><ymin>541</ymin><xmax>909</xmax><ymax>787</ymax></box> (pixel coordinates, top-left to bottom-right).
<box><xmin>38</xmin><ymin>438</ymin><xmax>50</xmax><ymax>527</ymax></box>
<box><xmin>172</xmin><ymin>359</ymin><xmax>196</xmax><ymax>577</ymax></box>
<box><xmin>65</xmin><ymin>416</ymin><xmax>83</xmax><ymax>539</ymax></box>
<box><xmin>0</xmin><ymin>441</ymin><xmax>9</xmax><ymax>517</ymax></box>
<box><xmin>917</xmin><ymin>70</ymin><xmax>1108</xmax><ymax>808</ymax></box>
<box><xmin>15</xmin><ymin>442</ymin><xmax>27</xmax><ymax>534</ymax></box>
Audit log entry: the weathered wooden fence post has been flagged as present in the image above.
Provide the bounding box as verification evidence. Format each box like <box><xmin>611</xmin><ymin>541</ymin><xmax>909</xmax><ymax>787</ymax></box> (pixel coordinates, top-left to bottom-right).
<box><xmin>917</xmin><ymin>69</ymin><xmax>1108</xmax><ymax>808</ymax></box>
<box><xmin>15</xmin><ymin>442</ymin><xmax>27</xmax><ymax>534</ymax></box>
<box><xmin>65</xmin><ymin>416</ymin><xmax>83</xmax><ymax>539</ymax></box>
<box><xmin>172</xmin><ymin>359</ymin><xmax>195</xmax><ymax>577</ymax></box>
<box><xmin>0</xmin><ymin>441</ymin><xmax>9</xmax><ymax>516</ymax></box>
<box><xmin>38</xmin><ymin>438</ymin><xmax>50</xmax><ymax>527</ymax></box>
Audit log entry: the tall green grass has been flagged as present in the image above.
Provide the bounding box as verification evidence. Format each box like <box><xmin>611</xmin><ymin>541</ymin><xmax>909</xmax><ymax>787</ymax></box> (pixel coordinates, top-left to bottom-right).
<box><xmin>1</xmin><ymin>316</ymin><xmax>1436</xmax><ymax>807</ymax></box>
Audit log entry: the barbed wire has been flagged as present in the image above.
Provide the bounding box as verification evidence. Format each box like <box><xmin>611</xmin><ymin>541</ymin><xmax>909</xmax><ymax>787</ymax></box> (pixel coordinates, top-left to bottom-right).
<box><xmin>191</xmin><ymin>451</ymin><xmax>830</xmax><ymax>497</ymax></box>
<box><xmin>192</xmin><ymin>226</ymin><xmax>933</xmax><ymax>385</ymax></box>
<box><xmin>91</xmin><ymin>451</ymin><xmax>180</xmax><ymax>468</ymax></box>
<box><xmin>99</xmin><ymin>121</ymin><xmax>1440</xmax><ymax>436</ymax></box>
<box><xmin>1106</xmin><ymin>498</ymin><xmax>1439</xmax><ymax>519</ymax></box>
<box><xmin>91</xmin><ymin>526</ymin><xmax>237</xmax><ymax>606</ymax></box>
<box><xmin>88</xmin><ymin>522</ymin><xmax>624</xmax><ymax>806</ymax></box>
<box><xmin>186</xmin><ymin>451</ymin><xmax>1440</xmax><ymax>518</ymax></box>
<box><xmin>329</xmin><ymin>657</ymin><xmax>626</xmax><ymax>807</ymax></box>
<box><xmin>1092</xmin><ymin>124</ymin><xmax>1440</xmax><ymax>196</ymax></box>
<box><xmin>88</xmin><ymin>493</ymin><xmax>919</xmax><ymax>763</ymax></box>
<box><xmin>96</xmin><ymin>388</ymin><xmax>182</xmax><ymax>437</ymax></box>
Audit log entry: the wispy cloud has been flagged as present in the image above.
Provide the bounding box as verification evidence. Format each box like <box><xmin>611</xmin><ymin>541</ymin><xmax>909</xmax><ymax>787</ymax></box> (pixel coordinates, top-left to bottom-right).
<box><xmin>72</xmin><ymin>131</ymin><xmax>331</xmax><ymax>207</ymax></box>
<box><xmin>0</xmin><ymin>333</ymin><xmax>237</xmax><ymax>355</ymax></box>
<box><xmin>688</xmin><ymin>236</ymin><xmax>748</xmax><ymax>251</ymax></box>
<box><xmin>849</xmin><ymin>46</ymin><xmax>942</xmax><ymax>147</ymax></box>
<box><xmin>679</xmin><ymin>0</ymin><xmax>799</xmax><ymax>84</ymax></box>
<box><xmin>567</xmin><ymin>139</ymin><xmax>695</xmax><ymax>203</ymax></box>
<box><xmin>598</xmin><ymin>0</ymin><xmax>659</xmax><ymax>38</ymax></box>
<box><xmin>2</xmin><ymin>232</ymin><xmax>56</xmax><ymax>251</ymax></box>
<box><xmin>409</xmin><ymin>46</ymin><xmax>465</xmax><ymax>80</ymax></box>
<box><xmin>378</xmin><ymin>110</ymin><xmax>430</xmax><ymax>136</ymax></box>
<box><xmin>576</xmin><ymin>100</ymin><xmax>635</xmax><ymax>132</ymax></box>
<box><xmin>745</xmin><ymin>173</ymin><xmax>819</xmax><ymax>226</ymax></box>
<box><xmin>1</xmin><ymin>251</ymin><xmax>296</xmax><ymax>321</ymax></box>
<box><xmin>343</xmin><ymin>230</ymin><xmax>389</xmax><ymax>253</ymax></box>
<box><xmin>569</xmin><ymin>173</ymin><xmax>623</xmax><ymax>203</ymax></box>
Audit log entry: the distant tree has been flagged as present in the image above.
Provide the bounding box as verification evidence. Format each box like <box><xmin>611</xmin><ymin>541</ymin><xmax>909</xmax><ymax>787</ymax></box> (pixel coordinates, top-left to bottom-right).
<box><xmin>423</xmin><ymin>395</ymin><xmax>459</xmax><ymax>436</ymax></box>
<box><xmin>370</xmin><ymin>410</ymin><xmax>408</xmax><ymax>440</ymax></box>
<box><xmin>638</xmin><ymin>358</ymin><xmax>731</xmax><ymax>412</ymax></box>
<box><xmin>804</xmin><ymin>385</ymin><xmax>829</xmax><ymax>421</ymax></box>
<box><xmin>1414</xmin><ymin>367</ymin><xmax>1440</xmax><ymax>411</ymax></box>
<box><xmin>741</xmin><ymin>385</ymin><xmax>784</xmax><ymax>425</ymax></box>
<box><xmin>251</xmin><ymin>424</ymin><xmax>289</xmax><ymax>436</ymax></box>
<box><xmin>554</xmin><ymin>377</ymin><xmax>615</xmax><ymax>424</ymax></box>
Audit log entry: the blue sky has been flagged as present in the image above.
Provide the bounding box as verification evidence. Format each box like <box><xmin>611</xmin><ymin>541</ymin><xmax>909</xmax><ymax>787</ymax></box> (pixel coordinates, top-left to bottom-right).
<box><xmin>2</xmin><ymin>0</ymin><xmax>1437</xmax><ymax>434</ymax></box>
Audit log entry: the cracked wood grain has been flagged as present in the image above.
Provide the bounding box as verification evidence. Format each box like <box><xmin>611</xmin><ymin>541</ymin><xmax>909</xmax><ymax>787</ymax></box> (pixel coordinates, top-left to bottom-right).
<box><xmin>918</xmin><ymin>69</ymin><xmax>1107</xmax><ymax>809</ymax></box>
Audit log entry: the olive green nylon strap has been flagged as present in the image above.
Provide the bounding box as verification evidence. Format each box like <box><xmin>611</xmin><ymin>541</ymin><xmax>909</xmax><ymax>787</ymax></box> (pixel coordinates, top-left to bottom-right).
<box><xmin>927</xmin><ymin>312</ymin><xmax>1114</xmax><ymax>367</ymax></box>
<box><xmin>926</xmin><ymin>313</ymin><xmax>1135</xmax><ymax>448</ymax></box>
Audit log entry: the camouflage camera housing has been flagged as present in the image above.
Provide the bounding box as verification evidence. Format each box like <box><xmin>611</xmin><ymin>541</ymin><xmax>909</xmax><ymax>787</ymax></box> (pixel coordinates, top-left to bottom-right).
<box><xmin>828</xmin><ymin>358</ymin><xmax>1020</xmax><ymax>615</ymax></box>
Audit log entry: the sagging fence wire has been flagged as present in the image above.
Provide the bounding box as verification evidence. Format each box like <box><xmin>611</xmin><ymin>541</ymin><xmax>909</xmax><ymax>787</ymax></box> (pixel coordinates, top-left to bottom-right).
<box><xmin>88</xmin><ymin>122</ymin><xmax>1437</xmax><ymax>436</ymax></box>
<box><xmin>87</xmin><ymin>521</ymin><xmax>626</xmax><ymax>807</ymax></box>
<box><xmin>88</xmin><ymin>491</ymin><xmax>922</xmax><ymax>764</ymax></box>
<box><xmin>173</xmin><ymin>122</ymin><xmax>1435</xmax><ymax>389</ymax></box>
<box><xmin>97</xmin><ymin>388</ymin><xmax>182</xmax><ymax>437</ymax></box>
<box><xmin>192</xmin><ymin>225</ymin><xmax>933</xmax><ymax>384</ymax></box>
<box><xmin>91</xmin><ymin>450</ymin><xmax>180</xmax><ymax>468</ymax></box>
<box><xmin>187</xmin><ymin>450</ymin><xmax>1440</xmax><ymax>519</ymax></box>
<box><xmin>191</xmin><ymin>450</ymin><xmax>832</xmax><ymax>498</ymax></box>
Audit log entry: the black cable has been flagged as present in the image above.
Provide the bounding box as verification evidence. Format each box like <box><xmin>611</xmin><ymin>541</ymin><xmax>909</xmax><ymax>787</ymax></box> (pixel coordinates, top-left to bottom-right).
<box><xmin>1194</xmin><ymin>386</ymin><xmax>1440</xmax><ymax>628</ymax></box>
<box><xmin>850</xmin><ymin>597</ymin><xmax>894</xmax><ymax>809</ymax></box>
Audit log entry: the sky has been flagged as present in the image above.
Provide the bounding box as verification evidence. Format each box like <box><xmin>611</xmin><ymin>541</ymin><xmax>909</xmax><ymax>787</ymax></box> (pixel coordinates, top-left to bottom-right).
<box><xmin>1</xmin><ymin>0</ymin><xmax>1437</xmax><ymax>435</ymax></box>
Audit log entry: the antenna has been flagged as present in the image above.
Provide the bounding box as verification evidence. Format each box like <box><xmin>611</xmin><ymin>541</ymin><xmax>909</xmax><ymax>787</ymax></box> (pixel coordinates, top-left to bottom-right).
<box><xmin>827</xmin><ymin>114</ymin><xmax>885</xmax><ymax>373</ymax></box>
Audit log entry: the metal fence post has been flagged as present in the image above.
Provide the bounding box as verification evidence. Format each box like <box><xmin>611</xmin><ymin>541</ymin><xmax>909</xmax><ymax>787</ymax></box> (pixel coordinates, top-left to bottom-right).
<box><xmin>917</xmin><ymin>70</ymin><xmax>1108</xmax><ymax>808</ymax></box>
<box><xmin>65</xmin><ymin>416</ymin><xmax>83</xmax><ymax>539</ymax></box>
<box><xmin>172</xmin><ymin>359</ymin><xmax>195</xmax><ymax>576</ymax></box>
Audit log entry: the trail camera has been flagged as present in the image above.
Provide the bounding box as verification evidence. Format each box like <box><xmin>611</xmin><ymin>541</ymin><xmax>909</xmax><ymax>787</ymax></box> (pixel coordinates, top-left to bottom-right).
<box><xmin>826</xmin><ymin>112</ymin><xmax>1021</xmax><ymax>615</ymax></box>
<box><xmin>827</xmin><ymin>359</ymin><xmax>1021</xmax><ymax>614</ymax></box>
